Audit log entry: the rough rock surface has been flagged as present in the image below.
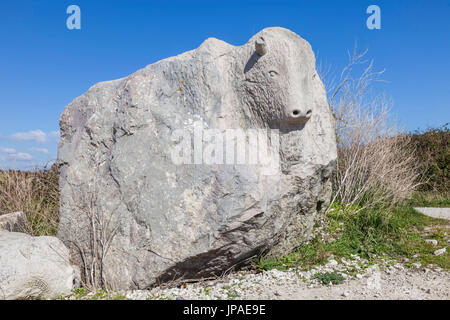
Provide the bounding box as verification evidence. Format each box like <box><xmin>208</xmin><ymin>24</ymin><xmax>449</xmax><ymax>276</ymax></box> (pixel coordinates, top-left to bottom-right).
<box><xmin>57</xmin><ymin>27</ymin><xmax>337</xmax><ymax>289</ymax></box>
<box><xmin>0</xmin><ymin>212</ymin><xmax>29</xmax><ymax>232</ymax></box>
<box><xmin>0</xmin><ymin>230</ymin><xmax>76</xmax><ymax>300</ymax></box>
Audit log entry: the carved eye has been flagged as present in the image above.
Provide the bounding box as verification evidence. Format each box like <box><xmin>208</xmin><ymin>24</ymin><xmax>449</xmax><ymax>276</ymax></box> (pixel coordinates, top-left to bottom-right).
<box><xmin>268</xmin><ymin>70</ymin><xmax>278</xmax><ymax>77</ymax></box>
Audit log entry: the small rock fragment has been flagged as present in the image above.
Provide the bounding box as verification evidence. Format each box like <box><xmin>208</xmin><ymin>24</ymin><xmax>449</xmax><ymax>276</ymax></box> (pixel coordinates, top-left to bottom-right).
<box><xmin>327</xmin><ymin>259</ymin><xmax>338</xmax><ymax>266</ymax></box>
<box><xmin>434</xmin><ymin>248</ymin><xmax>446</xmax><ymax>256</ymax></box>
<box><xmin>425</xmin><ymin>239</ymin><xmax>438</xmax><ymax>246</ymax></box>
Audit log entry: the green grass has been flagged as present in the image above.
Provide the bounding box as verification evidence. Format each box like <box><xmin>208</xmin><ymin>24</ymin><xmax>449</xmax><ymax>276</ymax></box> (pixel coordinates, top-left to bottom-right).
<box><xmin>409</xmin><ymin>192</ymin><xmax>450</xmax><ymax>208</ymax></box>
<box><xmin>253</xmin><ymin>202</ymin><xmax>449</xmax><ymax>271</ymax></box>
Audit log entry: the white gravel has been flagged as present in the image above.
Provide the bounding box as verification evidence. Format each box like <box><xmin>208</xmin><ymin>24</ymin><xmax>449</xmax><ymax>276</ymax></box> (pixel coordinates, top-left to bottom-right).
<box><xmin>110</xmin><ymin>256</ymin><xmax>449</xmax><ymax>300</ymax></box>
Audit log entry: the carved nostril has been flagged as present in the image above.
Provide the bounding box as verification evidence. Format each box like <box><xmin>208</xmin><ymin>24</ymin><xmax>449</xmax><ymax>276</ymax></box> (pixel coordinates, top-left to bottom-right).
<box><xmin>286</xmin><ymin>108</ymin><xmax>312</xmax><ymax>124</ymax></box>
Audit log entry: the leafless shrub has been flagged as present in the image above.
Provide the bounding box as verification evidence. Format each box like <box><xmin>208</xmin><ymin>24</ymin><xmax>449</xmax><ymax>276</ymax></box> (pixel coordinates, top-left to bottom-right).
<box><xmin>319</xmin><ymin>45</ymin><xmax>421</xmax><ymax>211</ymax></box>
<box><xmin>63</xmin><ymin>177</ymin><xmax>120</xmax><ymax>292</ymax></box>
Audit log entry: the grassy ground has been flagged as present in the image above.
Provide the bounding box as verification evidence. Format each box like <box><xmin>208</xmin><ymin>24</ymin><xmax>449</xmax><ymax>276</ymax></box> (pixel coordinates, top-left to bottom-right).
<box><xmin>253</xmin><ymin>202</ymin><xmax>449</xmax><ymax>272</ymax></box>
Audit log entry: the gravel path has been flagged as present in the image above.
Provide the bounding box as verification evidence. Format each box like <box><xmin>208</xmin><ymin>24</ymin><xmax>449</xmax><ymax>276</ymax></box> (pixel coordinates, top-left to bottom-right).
<box><xmin>414</xmin><ymin>207</ymin><xmax>450</xmax><ymax>220</ymax></box>
<box><xmin>115</xmin><ymin>256</ymin><xmax>449</xmax><ymax>300</ymax></box>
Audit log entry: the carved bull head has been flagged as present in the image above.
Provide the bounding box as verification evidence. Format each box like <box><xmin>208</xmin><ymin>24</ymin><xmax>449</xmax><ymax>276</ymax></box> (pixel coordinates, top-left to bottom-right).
<box><xmin>240</xmin><ymin>30</ymin><xmax>317</xmax><ymax>128</ymax></box>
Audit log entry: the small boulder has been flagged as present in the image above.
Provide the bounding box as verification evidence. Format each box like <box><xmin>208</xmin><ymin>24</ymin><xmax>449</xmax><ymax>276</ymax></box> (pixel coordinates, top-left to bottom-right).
<box><xmin>0</xmin><ymin>230</ymin><xmax>77</xmax><ymax>300</ymax></box>
<box><xmin>0</xmin><ymin>212</ymin><xmax>29</xmax><ymax>233</ymax></box>
<box><xmin>342</xmin><ymin>290</ymin><xmax>350</xmax><ymax>297</ymax></box>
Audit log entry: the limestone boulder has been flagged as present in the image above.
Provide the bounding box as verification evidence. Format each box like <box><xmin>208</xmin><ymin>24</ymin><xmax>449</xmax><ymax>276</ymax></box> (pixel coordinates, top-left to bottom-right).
<box><xmin>0</xmin><ymin>230</ymin><xmax>77</xmax><ymax>300</ymax></box>
<box><xmin>57</xmin><ymin>27</ymin><xmax>337</xmax><ymax>289</ymax></box>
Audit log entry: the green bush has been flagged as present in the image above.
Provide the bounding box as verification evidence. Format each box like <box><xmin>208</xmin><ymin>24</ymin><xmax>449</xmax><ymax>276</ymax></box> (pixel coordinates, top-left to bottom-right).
<box><xmin>410</xmin><ymin>123</ymin><xmax>449</xmax><ymax>193</ymax></box>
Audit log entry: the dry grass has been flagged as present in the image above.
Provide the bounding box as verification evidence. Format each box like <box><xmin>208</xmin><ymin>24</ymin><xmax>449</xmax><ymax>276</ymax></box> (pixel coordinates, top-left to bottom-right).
<box><xmin>0</xmin><ymin>165</ymin><xmax>59</xmax><ymax>236</ymax></box>
<box><xmin>333</xmin><ymin>134</ymin><xmax>421</xmax><ymax>210</ymax></box>
<box><xmin>320</xmin><ymin>46</ymin><xmax>421</xmax><ymax>211</ymax></box>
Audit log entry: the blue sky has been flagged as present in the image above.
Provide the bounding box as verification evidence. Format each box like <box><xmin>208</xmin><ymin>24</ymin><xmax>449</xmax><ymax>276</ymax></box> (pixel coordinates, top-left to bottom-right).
<box><xmin>0</xmin><ymin>0</ymin><xmax>449</xmax><ymax>169</ymax></box>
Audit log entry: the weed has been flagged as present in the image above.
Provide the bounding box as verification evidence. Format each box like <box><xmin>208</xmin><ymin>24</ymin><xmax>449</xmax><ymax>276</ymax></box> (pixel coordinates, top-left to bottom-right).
<box><xmin>314</xmin><ymin>272</ymin><xmax>344</xmax><ymax>285</ymax></box>
<box><xmin>226</xmin><ymin>290</ymin><xmax>240</xmax><ymax>299</ymax></box>
<box><xmin>202</xmin><ymin>287</ymin><xmax>211</xmax><ymax>296</ymax></box>
<box><xmin>91</xmin><ymin>289</ymin><xmax>108</xmax><ymax>300</ymax></box>
<box><xmin>73</xmin><ymin>287</ymin><xmax>89</xmax><ymax>299</ymax></box>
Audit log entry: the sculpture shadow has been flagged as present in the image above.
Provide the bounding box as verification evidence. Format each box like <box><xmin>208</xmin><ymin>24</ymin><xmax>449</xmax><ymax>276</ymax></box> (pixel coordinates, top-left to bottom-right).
<box><xmin>269</xmin><ymin>122</ymin><xmax>307</xmax><ymax>134</ymax></box>
<box><xmin>244</xmin><ymin>52</ymin><xmax>261</xmax><ymax>73</ymax></box>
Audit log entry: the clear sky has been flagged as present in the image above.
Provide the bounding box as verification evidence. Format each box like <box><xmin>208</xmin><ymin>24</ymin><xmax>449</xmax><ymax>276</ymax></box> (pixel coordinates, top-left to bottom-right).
<box><xmin>0</xmin><ymin>0</ymin><xmax>449</xmax><ymax>169</ymax></box>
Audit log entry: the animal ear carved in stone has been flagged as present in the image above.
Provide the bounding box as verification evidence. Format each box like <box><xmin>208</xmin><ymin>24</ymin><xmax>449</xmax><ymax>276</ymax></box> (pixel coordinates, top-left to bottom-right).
<box><xmin>255</xmin><ymin>37</ymin><xmax>267</xmax><ymax>56</ymax></box>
